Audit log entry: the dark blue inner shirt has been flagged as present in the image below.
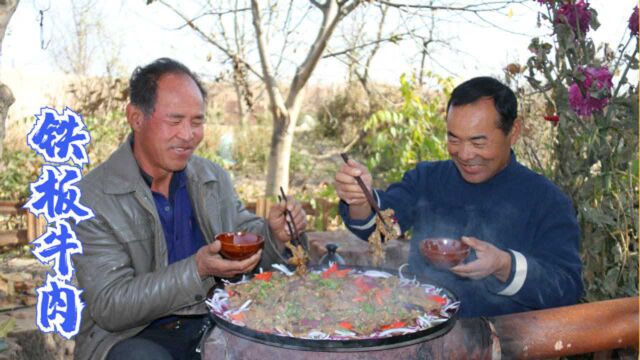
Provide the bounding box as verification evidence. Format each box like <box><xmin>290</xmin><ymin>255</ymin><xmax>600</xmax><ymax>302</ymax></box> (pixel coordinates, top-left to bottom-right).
<box><xmin>139</xmin><ymin>169</ymin><xmax>205</xmax><ymax>264</ymax></box>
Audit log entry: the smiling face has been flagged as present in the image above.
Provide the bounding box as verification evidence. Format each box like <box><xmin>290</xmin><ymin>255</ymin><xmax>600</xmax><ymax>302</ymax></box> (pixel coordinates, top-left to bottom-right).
<box><xmin>127</xmin><ymin>72</ymin><xmax>205</xmax><ymax>180</ymax></box>
<box><xmin>446</xmin><ymin>97</ymin><xmax>520</xmax><ymax>184</ymax></box>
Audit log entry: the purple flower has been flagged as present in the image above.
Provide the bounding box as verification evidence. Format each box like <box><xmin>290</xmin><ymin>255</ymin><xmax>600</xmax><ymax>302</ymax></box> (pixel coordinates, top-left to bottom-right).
<box><xmin>557</xmin><ymin>0</ymin><xmax>592</xmax><ymax>34</ymax></box>
<box><xmin>629</xmin><ymin>6</ymin><xmax>638</xmax><ymax>36</ymax></box>
<box><xmin>568</xmin><ymin>66</ymin><xmax>613</xmax><ymax>116</ymax></box>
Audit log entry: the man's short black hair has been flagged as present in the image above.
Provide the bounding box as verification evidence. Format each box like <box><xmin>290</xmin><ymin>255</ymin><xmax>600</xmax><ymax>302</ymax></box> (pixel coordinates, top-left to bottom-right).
<box><xmin>129</xmin><ymin>57</ymin><xmax>207</xmax><ymax>116</ymax></box>
<box><xmin>446</xmin><ymin>77</ymin><xmax>518</xmax><ymax>134</ymax></box>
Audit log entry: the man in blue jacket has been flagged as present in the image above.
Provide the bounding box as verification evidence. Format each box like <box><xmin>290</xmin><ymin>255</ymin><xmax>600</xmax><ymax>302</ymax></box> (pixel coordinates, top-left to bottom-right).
<box><xmin>335</xmin><ymin>76</ymin><xmax>582</xmax><ymax>317</ymax></box>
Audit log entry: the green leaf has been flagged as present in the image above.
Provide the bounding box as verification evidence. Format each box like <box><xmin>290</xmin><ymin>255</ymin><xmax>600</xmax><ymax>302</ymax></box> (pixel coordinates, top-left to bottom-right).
<box><xmin>0</xmin><ymin>318</ymin><xmax>15</xmax><ymax>338</ymax></box>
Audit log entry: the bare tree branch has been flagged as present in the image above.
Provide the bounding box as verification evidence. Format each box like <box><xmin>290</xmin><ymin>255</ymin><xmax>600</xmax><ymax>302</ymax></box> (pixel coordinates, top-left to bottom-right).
<box><xmin>360</xmin><ymin>6</ymin><xmax>387</xmax><ymax>86</ymax></box>
<box><xmin>285</xmin><ymin>0</ymin><xmax>361</xmax><ymax>107</ymax></box>
<box><xmin>310</xmin><ymin>0</ymin><xmax>323</xmax><ymax>9</ymax></box>
<box><xmin>274</xmin><ymin>0</ymin><xmax>300</xmax><ymax>75</ymax></box>
<box><xmin>157</xmin><ymin>0</ymin><xmax>264</xmax><ymax>81</ymax></box>
<box><xmin>376</xmin><ymin>0</ymin><xmax>526</xmax><ymax>13</ymax></box>
<box><xmin>171</xmin><ymin>7</ymin><xmax>251</xmax><ymax>29</ymax></box>
<box><xmin>251</xmin><ymin>0</ymin><xmax>287</xmax><ymax>118</ymax></box>
<box><xmin>322</xmin><ymin>33</ymin><xmax>405</xmax><ymax>58</ymax></box>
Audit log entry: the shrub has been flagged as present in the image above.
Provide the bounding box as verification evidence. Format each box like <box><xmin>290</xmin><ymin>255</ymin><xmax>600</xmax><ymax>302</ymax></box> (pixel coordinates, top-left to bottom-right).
<box><xmin>361</xmin><ymin>73</ymin><xmax>451</xmax><ymax>185</ymax></box>
<box><xmin>525</xmin><ymin>2</ymin><xmax>638</xmax><ymax>301</ymax></box>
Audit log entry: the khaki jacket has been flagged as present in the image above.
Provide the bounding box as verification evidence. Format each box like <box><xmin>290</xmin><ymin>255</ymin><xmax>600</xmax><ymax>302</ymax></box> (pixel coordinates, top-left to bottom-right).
<box><xmin>72</xmin><ymin>137</ymin><xmax>289</xmax><ymax>360</ymax></box>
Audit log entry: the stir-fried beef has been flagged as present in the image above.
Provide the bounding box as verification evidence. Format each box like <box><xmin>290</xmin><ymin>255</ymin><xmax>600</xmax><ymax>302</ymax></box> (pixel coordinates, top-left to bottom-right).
<box><xmin>225</xmin><ymin>267</ymin><xmax>443</xmax><ymax>337</ymax></box>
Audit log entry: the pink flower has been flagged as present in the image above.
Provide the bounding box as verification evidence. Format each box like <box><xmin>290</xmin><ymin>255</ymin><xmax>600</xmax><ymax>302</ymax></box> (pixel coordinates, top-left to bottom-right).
<box><xmin>568</xmin><ymin>66</ymin><xmax>613</xmax><ymax>116</ymax></box>
<box><xmin>557</xmin><ymin>0</ymin><xmax>592</xmax><ymax>34</ymax></box>
<box><xmin>629</xmin><ymin>6</ymin><xmax>638</xmax><ymax>36</ymax></box>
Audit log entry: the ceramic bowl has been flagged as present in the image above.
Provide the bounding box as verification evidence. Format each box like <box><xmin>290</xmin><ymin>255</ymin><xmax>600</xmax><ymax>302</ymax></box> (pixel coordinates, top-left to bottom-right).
<box><xmin>420</xmin><ymin>237</ymin><xmax>470</xmax><ymax>269</ymax></box>
<box><xmin>216</xmin><ymin>232</ymin><xmax>264</xmax><ymax>260</ymax></box>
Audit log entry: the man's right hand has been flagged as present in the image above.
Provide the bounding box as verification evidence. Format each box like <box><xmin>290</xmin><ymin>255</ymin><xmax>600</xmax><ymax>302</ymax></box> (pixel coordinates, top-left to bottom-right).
<box><xmin>195</xmin><ymin>240</ymin><xmax>261</xmax><ymax>278</ymax></box>
<box><xmin>334</xmin><ymin>158</ymin><xmax>374</xmax><ymax>220</ymax></box>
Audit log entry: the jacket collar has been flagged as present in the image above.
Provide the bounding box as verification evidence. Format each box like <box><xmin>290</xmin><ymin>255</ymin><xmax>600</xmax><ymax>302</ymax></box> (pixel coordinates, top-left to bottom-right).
<box><xmin>102</xmin><ymin>133</ymin><xmax>218</xmax><ymax>194</ymax></box>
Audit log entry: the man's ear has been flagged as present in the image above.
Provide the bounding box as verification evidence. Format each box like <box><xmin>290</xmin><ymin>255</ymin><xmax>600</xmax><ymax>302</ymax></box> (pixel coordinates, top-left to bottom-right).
<box><xmin>126</xmin><ymin>103</ymin><xmax>144</xmax><ymax>131</ymax></box>
<box><xmin>509</xmin><ymin>117</ymin><xmax>522</xmax><ymax>146</ymax></box>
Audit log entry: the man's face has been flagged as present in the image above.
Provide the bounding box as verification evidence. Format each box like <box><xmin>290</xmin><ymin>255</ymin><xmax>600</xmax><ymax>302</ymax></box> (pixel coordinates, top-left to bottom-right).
<box><xmin>129</xmin><ymin>72</ymin><xmax>205</xmax><ymax>179</ymax></box>
<box><xmin>446</xmin><ymin>97</ymin><xmax>519</xmax><ymax>184</ymax></box>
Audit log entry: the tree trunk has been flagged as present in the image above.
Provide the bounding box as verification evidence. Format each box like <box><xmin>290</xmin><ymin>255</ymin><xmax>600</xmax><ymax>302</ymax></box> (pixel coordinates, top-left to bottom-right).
<box><xmin>252</xmin><ymin>0</ymin><xmax>360</xmax><ymax>196</ymax></box>
<box><xmin>0</xmin><ymin>83</ymin><xmax>14</xmax><ymax>158</ymax></box>
<box><xmin>231</xmin><ymin>78</ymin><xmax>246</xmax><ymax>126</ymax></box>
<box><xmin>0</xmin><ymin>0</ymin><xmax>19</xmax><ymax>159</ymax></box>
<box><xmin>265</xmin><ymin>114</ymin><xmax>294</xmax><ymax>195</ymax></box>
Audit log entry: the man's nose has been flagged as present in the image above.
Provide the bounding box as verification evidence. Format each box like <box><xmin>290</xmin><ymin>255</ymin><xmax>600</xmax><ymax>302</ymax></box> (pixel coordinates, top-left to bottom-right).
<box><xmin>458</xmin><ymin>142</ymin><xmax>475</xmax><ymax>161</ymax></box>
<box><xmin>177</xmin><ymin>120</ymin><xmax>195</xmax><ymax>141</ymax></box>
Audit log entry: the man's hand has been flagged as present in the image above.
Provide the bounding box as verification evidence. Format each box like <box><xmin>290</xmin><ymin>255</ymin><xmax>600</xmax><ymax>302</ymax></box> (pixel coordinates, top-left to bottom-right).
<box><xmin>334</xmin><ymin>158</ymin><xmax>374</xmax><ymax>220</ymax></box>
<box><xmin>195</xmin><ymin>241</ymin><xmax>261</xmax><ymax>278</ymax></box>
<box><xmin>267</xmin><ymin>197</ymin><xmax>307</xmax><ymax>243</ymax></box>
<box><xmin>450</xmin><ymin>236</ymin><xmax>512</xmax><ymax>282</ymax></box>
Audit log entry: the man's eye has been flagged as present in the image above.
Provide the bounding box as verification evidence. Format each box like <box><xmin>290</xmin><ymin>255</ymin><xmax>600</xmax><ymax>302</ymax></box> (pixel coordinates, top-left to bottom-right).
<box><xmin>192</xmin><ymin>118</ymin><xmax>205</xmax><ymax>126</ymax></box>
<box><xmin>472</xmin><ymin>141</ymin><xmax>486</xmax><ymax>147</ymax></box>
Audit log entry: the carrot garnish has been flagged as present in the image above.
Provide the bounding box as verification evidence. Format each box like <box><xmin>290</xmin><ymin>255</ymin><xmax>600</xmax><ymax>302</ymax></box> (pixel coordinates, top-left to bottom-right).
<box><xmin>374</xmin><ymin>287</ymin><xmax>391</xmax><ymax>305</ymax></box>
<box><xmin>333</xmin><ymin>268</ymin><xmax>351</xmax><ymax>278</ymax></box>
<box><xmin>354</xmin><ymin>277</ymin><xmax>374</xmax><ymax>293</ymax></box>
<box><xmin>339</xmin><ymin>321</ymin><xmax>354</xmax><ymax>330</ymax></box>
<box><xmin>322</xmin><ymin>263</ymin><xmax>339</xmax><ymax>278</ymax></box>
<box><xmin>427</xmin><ymin>294</ymin><xmax>447</xmax><ymax>305</ymax></box>
<box><xmin>226</xmin><ymin>288</ymin><xmax>235</xmax><ymax>297</ymax></box>
<box><xmin>380</xmin><ymin>321</ymin><xmax>406</xmax><ymax>331</ymax></box>
<box><xmin>255</xmin><ymin>271</ymin><xmax>273</xmax><ymax>281</ymax></box>
<box><xmin>351</xmin><ymin>296</ymin><xmax>366</xmax><ymax>302</ymax></box>
<box><xmin>229</xmin><ymin>312</ymin><xmax>245</xmax><ymax>322</ymax></box>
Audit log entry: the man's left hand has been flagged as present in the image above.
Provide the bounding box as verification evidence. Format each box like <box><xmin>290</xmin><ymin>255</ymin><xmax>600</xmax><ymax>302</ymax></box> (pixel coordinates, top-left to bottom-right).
<box><xmin>267</xmin><ymin>197</ymin><xmax>307</xmax><ymax>243</ymax></box>
<box><xmin>450</xmin><ymin>236</ymin><xmax>512</xmax><ymax>282</ymax></box>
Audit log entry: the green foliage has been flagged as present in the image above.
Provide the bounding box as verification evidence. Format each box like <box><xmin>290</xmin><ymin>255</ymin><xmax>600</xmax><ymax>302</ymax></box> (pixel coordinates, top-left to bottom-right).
<box><xmin>361</xmin><ymin>73</ymin><xmax>451</xmax><ymax>184</ymax></box>
<box><xmin>0</xmin><ymin>149</ymin><xmax>42</xmax><ymax>201</ymax></box>
<box><xmin>525</xmin><ymin>3</ymin><xmax>638</xmax><ymax>301</ymax></box>
<box><xmin>229</xmin><ymin>124</ymin><xmax>271</xmax><ymax>174</ymax></box>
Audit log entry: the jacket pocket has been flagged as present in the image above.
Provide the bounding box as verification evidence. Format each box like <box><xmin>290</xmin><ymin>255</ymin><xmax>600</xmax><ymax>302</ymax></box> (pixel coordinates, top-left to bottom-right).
<box><xmin>113</xmin><ymin>223</ymin><xmax>155</xmax><ymax>270</ymax></box>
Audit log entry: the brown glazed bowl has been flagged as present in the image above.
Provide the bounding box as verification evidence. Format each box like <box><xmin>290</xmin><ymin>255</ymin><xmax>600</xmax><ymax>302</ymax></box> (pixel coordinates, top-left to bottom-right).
<box><xmin>216</xmin><ymin>232</ymin><xmax>264</xmax><ymax>260</ymax></box>
<box><xmin>420</xmin><ymin>238</ymin><xmax>470</xmax><ymax>269</ymax></box>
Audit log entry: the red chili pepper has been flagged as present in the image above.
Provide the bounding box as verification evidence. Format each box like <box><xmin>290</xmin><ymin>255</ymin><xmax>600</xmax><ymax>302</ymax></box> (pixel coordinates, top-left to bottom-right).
<box><xmin>226</xmin><ymin>288</ymin><xmax>235</xmax><ymax>297</ymax></box>
<box><xmin>543</xmin><ymin>115</ymin><xmax>560</xmax><ymax>124</ymax></box>
<box><xmin>229</xmin><ymin>312</ymin><xmax>245</xmax><ymax>322</ymax></box>
<box><xmin>322</xmin><ymin>263</ymin><xmax>351</xmax><ymax>278</ymax></box>
<box><xmin>322</xmin><ymin>263</ymin><xmax>339</xmax><ymax>278</ymax></box>
<box><xmin>427</xmin><ymin>294</ymin><xmax>447</xmax><ymax>306</ymax></box>
<box><xmin>354</xmin><ymin>277</ymin><xmax>374</xmax><ymax>293</ymax></box>
<box><xmin>374</xmin><ymin>287</ymin><xmax>391</xmax><ymax>305</ymax></box>
<box><xmin>352</xmin><ymin>296</ymin><xmax>366</xmax><ymax>302</ymax></box>
<box><xmin>255</xmin><ymin>271</ymin><xmax>273</xmax><ymax>281</ymax></box>
<box><xmin>333</xmin><ymin>269</ymin><xmax>351</xmax><ymax>278</ymax></box>
<box><xmin>380</xmin><ymin>321</ymin><xmax>406</xmax><ymax>331</ymax></box>
<box><xmin>339</xmin><ymin>321</ymin><xmax>354</xmax><ymax>330</ymax></box>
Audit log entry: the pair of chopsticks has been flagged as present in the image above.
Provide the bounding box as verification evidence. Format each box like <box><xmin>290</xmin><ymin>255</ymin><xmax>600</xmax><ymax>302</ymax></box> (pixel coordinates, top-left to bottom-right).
<box><xmin>278</xmin><ymin>186</ymin><xmax>302</xmax><ymax>247</ymax></box>
<box><xmin>340</xmin><ymin>153</ymin><xmax>395</xmax><ymax>236</ymax></box>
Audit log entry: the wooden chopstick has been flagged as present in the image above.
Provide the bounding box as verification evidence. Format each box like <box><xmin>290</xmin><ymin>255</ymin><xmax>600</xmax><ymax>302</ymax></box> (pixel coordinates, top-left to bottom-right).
<box><xmin>340</xmin><ymin>153</ymin><xmax>393</xmax><ymax>233</ymax></box>
<box><xmin>278</xmin><ymin>187</ymin><xmax>301</xmax><ymax>247</ymax></box>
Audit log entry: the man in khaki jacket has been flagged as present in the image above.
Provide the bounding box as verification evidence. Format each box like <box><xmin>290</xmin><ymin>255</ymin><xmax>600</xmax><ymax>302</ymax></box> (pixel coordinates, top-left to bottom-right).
<box><xmin>73</xmin><ymin>58</ymin><xmax>306</xmax><ymax>360</ymax></box>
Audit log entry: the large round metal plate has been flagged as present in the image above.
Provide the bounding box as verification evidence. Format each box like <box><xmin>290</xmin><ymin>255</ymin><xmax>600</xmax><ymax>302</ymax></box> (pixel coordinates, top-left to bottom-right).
<box><xmin>209</xmin><ymin>265</ymin><xmax>459</xmax><ymax>352</ymax></box>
